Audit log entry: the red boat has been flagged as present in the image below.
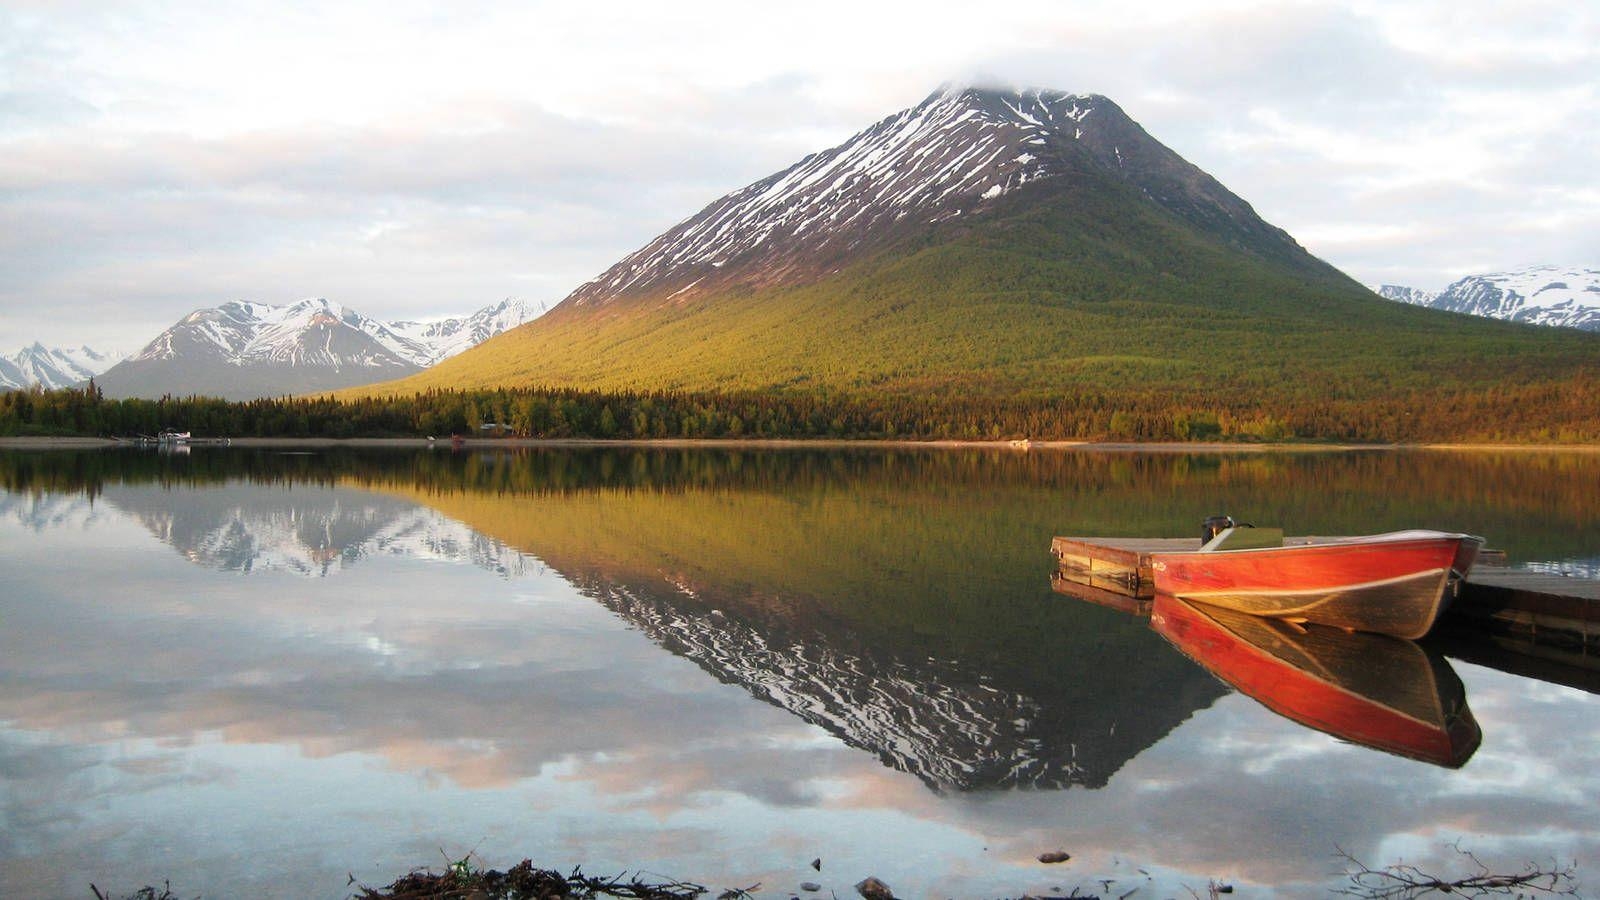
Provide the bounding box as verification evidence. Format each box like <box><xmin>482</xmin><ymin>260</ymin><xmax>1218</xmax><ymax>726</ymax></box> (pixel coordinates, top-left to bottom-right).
<box><xmin>1150</xmin><ymin>594</ymin><xmax>1481</xmax><ymax>768</ymax></box>
<box><xmin>1149</xmin><ymin>530</ymin><xmax>1484</xmax><ymax>639</ymax></box>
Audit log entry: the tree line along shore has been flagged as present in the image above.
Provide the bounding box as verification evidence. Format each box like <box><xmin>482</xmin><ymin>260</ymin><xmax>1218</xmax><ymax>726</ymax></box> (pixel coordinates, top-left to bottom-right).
<box><xmin>2</xmin><ymin>377</ymin><xmax>1598</xmax><ymax>444</ymax></box>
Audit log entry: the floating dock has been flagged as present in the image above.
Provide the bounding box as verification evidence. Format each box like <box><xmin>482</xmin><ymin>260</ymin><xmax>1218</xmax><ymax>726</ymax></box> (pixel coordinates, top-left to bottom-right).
<box><xmin>119</xmin><ymin>436</ymin><xmax>233</xmax><ymax>447</ymax></box>
<box><xmin>1051</xmin><ymin>535</ymin><xmax>1598</xmax><ymax>661</ymax></box>
<box><xmin>1442</xmin><ymin>569</ymin><xmax>1599</xmax><ymax>659</ymax></box>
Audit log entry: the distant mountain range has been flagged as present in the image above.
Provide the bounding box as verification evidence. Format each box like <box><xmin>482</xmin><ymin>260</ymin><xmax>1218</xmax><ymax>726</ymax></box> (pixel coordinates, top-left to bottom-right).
<box><xmin>1376</xmin><ymin>266</ymin><xmax>1600</xmax><ymax>332</ymax></box>
<box><xmin>360</xmin><ymin>85</ymin><xmax>1597</xmax><ymax>404</ymax></box>
<box><xmin>0</xmin><ymin>343</ymin><xmax>122</xmax><ymax>391</ymax></box>
<box><xmin>89</xmin><ymin>297</ymin><xmax>540</xmax><ymax>400</ymax></box>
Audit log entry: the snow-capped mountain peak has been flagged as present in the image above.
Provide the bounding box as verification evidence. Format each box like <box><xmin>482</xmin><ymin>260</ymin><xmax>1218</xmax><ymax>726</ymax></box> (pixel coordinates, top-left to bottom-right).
<box><xmin>555</xmin><ymin>84</ymin><xmax>1304</xmax><ymax>316</ymax></box>
<box><xmin>124</xmin><ymin>297</ymin><xmax>538</xmax><ymax>370</ymax></box>
<box><xmin>563</xmin><ymin>87</ymin><xmax>1120</xmax><ymax>310</ymax></box>
<box><xmin>1374</xmin><ymin>284</ymin><xmax>1438</xmax><ymax>307</ymax></box>
<box><xmin>1375</xmin><ymin>266</ymin><xmax>1600</xmax><ymax>331</ymax></box>
<box><xmin>1445</xmin><ymin>265</ymin><xmax>1600</xmax><ymax>318</ymax></box>
<box><xmin>93</xmin><ymin>297</ymin><xmax>543</xmax><ymax>400</ymax></box>
<box><xmin>387</xmin><ymin>298</ymin><xmax>540</xmax><ymax>365</ymax></box>
<box><xmin>0</xmin><ymin>342</ymin><xmax>123</xmax><ymax>390</ymax></box>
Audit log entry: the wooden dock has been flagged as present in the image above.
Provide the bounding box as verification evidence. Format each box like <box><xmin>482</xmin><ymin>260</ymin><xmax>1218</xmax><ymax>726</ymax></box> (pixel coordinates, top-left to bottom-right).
<box><xmin>1049</xmin><ymin>569</ymin><xmax>1153</xmax><ymax>616</ymax></box>
<box><xmin>1446</xmin><ymin>569</ymin><xmax>1599</xmax><ymax>656</ymax></box>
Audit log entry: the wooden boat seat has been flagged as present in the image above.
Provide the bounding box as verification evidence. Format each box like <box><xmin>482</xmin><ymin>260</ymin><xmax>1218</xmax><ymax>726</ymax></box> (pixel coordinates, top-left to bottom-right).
<box><xmin>1201</xmin><ymin>526</ymin><xmax>1285</xmax><ymax>551</ymax></box>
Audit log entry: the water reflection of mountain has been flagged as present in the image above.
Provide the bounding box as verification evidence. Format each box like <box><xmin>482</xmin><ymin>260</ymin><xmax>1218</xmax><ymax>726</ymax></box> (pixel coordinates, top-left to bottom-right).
<box><xmin>354</xmin><ymin>479</ymin><xmax>1232</xmax><ymax>793</ymax></box>
<box><xmin>93</xmin><ymin>484</ymin><xmax>535</xmax><ymax>578</ymax></box>
<box><xmin>8</xmin><ymin>445</ymin><xmax>1599</xmax><ymax>791</ymax></box>
<box><xmin>0</xmin><ymin>490</ymin><xmax>112</xmax><ymax>531</ymax></box>
<box><xmin>4</xmin><ymin>456</ymin><xmax>1230</xmax><ymax>792</ymax></box>
<box><xmin>67</xmin><ymin>478</ymin><xmax>1226</xmax><ymax>791</ymax></box>
<box><xmin>573</xmin><ymin>570</ymin><xmax>1225</xmax><ymax>791</ymax></box>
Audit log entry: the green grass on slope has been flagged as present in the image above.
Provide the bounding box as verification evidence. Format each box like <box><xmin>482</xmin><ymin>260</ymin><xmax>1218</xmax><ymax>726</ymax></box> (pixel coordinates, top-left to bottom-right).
<box><xmin>354</xmin><ymin>175</ymin><xmax>1599</xmax><ymax>401</ymax></box>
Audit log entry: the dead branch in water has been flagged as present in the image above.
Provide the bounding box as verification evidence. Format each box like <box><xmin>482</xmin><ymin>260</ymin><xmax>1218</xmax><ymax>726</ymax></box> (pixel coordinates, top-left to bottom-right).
<box><xmin>91</xmin><ymin>884</ymin><xmax>186</xmax><ymax>900</ymax></box>
<box><xmin>1332</xmin><ymin>843</ymin><xmax>1578</xmax><ymax>898</ymax></box>
<box><xmin>351</xmin><ymin>857</ymin><xmax>709</xmax><ymax>900</ymax></box>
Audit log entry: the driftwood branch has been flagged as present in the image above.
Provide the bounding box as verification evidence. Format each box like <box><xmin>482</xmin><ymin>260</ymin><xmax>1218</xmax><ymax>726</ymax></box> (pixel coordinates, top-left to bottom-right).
<box><xmin>1332</xmin><ymin>843</ymin><xmax>1578</xmax><ymax>898</ymax></box>
<box><xmin>91</xmin><ymin>883</ymin><xmax>185</xmax><ymax>900</ymax></box>
<box><xmin>351</xmin><ymin>857</ymin><xmax>710</xmax><ymax>900</ymax></box>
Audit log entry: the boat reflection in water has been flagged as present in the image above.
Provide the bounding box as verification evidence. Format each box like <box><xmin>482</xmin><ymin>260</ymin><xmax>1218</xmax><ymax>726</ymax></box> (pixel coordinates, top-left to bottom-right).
<box><xmin>1149</xmin><ymin>593</ymin><xmax>1482</xmax><ymax>768</ymax></box>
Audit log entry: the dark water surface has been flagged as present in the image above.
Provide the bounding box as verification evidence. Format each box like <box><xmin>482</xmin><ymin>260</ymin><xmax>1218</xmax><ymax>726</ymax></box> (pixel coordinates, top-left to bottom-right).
<box><xmin>0</xmin><ymin>447</ymin><xmax>1595</xmax><ymax>898</ymax></box>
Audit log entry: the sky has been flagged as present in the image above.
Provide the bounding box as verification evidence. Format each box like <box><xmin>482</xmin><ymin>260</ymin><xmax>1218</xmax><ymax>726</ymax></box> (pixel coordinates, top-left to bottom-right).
<box><xmin>1</xmin><ymin>0</ymin><xmax>1596</xmax><ymax>353</ymax></box>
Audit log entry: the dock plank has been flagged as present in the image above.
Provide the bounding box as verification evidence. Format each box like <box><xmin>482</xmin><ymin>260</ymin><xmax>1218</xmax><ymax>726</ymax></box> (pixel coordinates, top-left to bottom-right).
<box><xmin>1049</xmin><ymin>569</ymin><xmax>1153</xmax><ymax>616</ymax></box>
<box><xmin>1453</xmin><ymin>569</ymin><xmax>1600</xmax><ymax>654</ymax></box>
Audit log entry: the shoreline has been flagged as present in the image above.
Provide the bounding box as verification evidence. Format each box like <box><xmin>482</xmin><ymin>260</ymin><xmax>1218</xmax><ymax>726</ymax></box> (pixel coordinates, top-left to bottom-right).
<box><xmin>0</xmin><ymin>435</ymin><xmax>1595</xmax><ymax>452</ymax></box>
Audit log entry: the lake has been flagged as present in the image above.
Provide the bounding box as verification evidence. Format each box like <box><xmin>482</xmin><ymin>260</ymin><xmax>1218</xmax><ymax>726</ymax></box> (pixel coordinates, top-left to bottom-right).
<box><xmin>0</xmin><ymin>446</ymin><xmax>1595</xmax><ymax>898</ymax></box>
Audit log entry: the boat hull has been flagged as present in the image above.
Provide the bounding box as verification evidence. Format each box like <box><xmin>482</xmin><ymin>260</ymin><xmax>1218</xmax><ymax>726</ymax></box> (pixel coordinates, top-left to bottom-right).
<box><xmin>1149</xmin><ymin>532</ymin><xmax>1484</xmax><ymax>639</ymax></box>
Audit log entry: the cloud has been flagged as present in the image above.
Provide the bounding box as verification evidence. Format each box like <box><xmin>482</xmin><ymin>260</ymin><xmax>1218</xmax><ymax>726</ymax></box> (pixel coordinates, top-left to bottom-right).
<box><xmin>0</xmin><ymin>1</ymin><xmax>1595</xmax><ymax>349</ymax></box>
<box><xmin>964</xmin><ymin>2</ymin><xmax>1600</xmax><ymax>290</ymax></box>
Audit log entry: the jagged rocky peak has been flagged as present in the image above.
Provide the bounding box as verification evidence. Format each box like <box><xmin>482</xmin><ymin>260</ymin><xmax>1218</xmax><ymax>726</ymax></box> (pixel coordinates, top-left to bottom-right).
<box><xmin>558</xmin><ymin>83</ymin><xmax>1304</xmax><ymax>314</ymax></box>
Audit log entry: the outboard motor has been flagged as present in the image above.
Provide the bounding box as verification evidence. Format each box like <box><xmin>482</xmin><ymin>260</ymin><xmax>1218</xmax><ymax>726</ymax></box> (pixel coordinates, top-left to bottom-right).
<box><xmin>1201</xmin><ymin>515</ymin><xmax>1236</xmax><ymax>545</ymax></box>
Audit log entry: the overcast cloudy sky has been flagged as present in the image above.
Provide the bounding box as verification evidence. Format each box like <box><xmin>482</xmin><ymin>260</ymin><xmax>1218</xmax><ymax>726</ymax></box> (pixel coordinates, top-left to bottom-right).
<box><xmin>1</xmin><ymin>0</ymin><xmax>1595</xmax><ymax>352</ymax></box>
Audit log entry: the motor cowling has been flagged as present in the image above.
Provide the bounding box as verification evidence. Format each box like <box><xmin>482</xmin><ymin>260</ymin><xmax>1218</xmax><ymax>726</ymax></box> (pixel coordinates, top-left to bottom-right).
<box><xmin>1201</xmin><ymin>515</ymin><xmax>1235</xmax><ymax>545</ymax></box>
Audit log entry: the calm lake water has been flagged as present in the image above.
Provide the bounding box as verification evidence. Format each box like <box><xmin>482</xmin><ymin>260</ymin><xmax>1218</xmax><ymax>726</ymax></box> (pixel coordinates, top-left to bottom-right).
<box><xmin>1</xmin><ymin>446</ymin><xmax>1596</xmax><ymax>898</ymax></box>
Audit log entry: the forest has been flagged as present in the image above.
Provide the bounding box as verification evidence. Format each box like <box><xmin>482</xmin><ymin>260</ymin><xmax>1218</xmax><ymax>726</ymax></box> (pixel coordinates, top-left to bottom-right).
<box><xmin>3</xmin><ymin>373</ymin><xmax>1598</xmax><ymax>444</ymax></box>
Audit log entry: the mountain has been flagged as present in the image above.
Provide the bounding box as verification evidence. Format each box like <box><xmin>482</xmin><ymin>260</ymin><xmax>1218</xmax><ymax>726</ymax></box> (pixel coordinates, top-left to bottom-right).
<box><xmin>1375</xmin><ymin>284</ymin><xmax>1438</xmax><ymax>307</ymax></box>
<box><xmin>1378</xmin><ymin>266</ymin><xmax>1600</xmax><ymax>332</ymax></box>
<box><xmin>0</xmin><ymin>343</ymin><xmax>121</xmax><ymax>391</ymax></box>
<box><xmin>387</xmin><ymin>298</ymin><xmax>540</xmax><ymax>365</ymax></box>
<box><xmin>93</xmin><ymin>297</ymin><xmax>539</xmax><ymax>401</ymax></box>
<box><xmin>558</xmin><ymin>86</ymin><xmax>1324</xmax><ymax>313</ymax></box>
<box><xmin>351</xmin><ymin>85</ymin><xmax>1598</xmax><ymax>408</ymax></box>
